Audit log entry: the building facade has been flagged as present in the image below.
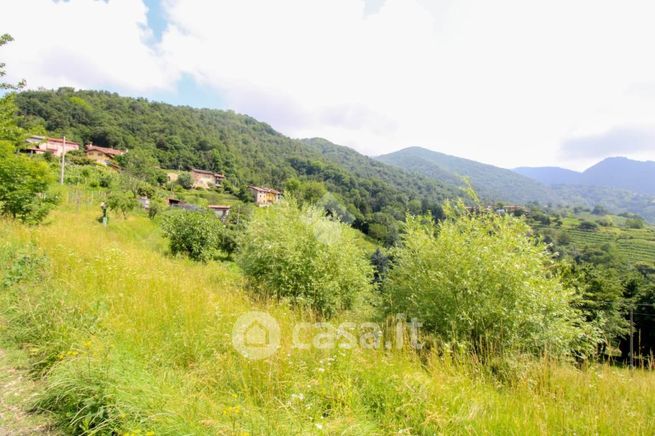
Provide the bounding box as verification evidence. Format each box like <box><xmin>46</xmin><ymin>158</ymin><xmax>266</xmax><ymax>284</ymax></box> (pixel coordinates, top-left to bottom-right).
<box><xmin>190</xmin><ymin>168</ymin><xmax>225</xmax><ymax>189</ymax></box>
<box><xmin>26</xmin><ymin>135</ymin><xmax>80</xmax><ymax>157</ymax></box>
<box><xmin>248</xmin><ymin>186</ymin><xmax>282</xmax><ymax>206</ymax></box>
<box><xmin>85</xmin><ymin>144</ymin><xmax>126</xmax><ymax>166</ymax></box>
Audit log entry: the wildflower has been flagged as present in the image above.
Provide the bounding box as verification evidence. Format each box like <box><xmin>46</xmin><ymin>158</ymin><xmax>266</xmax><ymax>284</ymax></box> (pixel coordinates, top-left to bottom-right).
<box><xmin>315</xmin><ymin>423</ymin><xmax>324</xmax><ymax>430</ymax></box>
<box><xmin>290</xmin><ymin>393</ymin><xmax>305</xmax><ymax>402</ymax></box>
<box><xmin>223</xmin><ymin>405</ymin><xmax>242</xmax><ymax>417</ymax></box>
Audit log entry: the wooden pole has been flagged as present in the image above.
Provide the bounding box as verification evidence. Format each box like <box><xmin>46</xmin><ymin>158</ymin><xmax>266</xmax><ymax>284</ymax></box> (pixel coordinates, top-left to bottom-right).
<box><xmin>59</xmin><ymin>136</ymin><xmax>66</xmax><ymax>185</ymax></box>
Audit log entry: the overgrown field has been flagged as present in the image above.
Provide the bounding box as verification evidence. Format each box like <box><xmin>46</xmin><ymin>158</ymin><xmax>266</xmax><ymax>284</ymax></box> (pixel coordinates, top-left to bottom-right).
<box><xmin>2</xmin><ymin>199</ymin><xmax>655</xmax><ymax>434</ymax></box>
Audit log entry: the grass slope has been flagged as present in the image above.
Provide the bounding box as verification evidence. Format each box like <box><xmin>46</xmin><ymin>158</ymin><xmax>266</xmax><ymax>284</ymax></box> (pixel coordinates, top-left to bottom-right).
<box><xmin>1</xmin><ymin>194</ymin><xmax>655</xmax><ymax>434</ymax></box>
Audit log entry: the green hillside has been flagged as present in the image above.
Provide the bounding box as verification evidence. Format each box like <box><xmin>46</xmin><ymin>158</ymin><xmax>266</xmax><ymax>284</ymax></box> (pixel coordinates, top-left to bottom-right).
<box><xmin>376</xmin><ymin>146</ymin><xmax>556</xmax><ymax>205</ymax></box>
<box><xmin>14</xmin><ymin>88</ymin><xmax>459</xmax><ymax>240</ymax></box>
<box><xmin>2</xmin><ymin>190</ymin><xmax>655</xmax><ymax>434</ymax></box>
<box><xmin>551</xmin><ymin>185</ymin><xmax>655</xmax><ymax>223</ymax></box>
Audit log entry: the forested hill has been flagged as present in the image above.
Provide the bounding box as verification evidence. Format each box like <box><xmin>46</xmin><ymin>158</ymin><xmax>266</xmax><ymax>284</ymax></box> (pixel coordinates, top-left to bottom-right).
<box><xmin>14</xmin><ymin>88</ymin><xmax>459</xmax><ymax>238</ymax></box>
<box><xmin>516</xmin><ymin>157</ymin><xmax>655</xmax><ymax>196</ymax></box>
<box><xmin>376</xmin><ymin>146</ymin><xmax>556</xmax><ymax>204</ymax></box>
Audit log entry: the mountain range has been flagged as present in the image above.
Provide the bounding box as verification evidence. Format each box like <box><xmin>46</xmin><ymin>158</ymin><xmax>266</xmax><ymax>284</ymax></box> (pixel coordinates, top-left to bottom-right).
<box><xmin>376</xmin><ymin>147</ymin><xmax>655</xmax><ymax>222</ymax></box>
<box><xmin>376</xmin><ymin>146</ymin><xmax>555</xmax><ymax>205</ymax></box>
<box><xmin>515</xmin><ymin>157</ymin><xmax>655</xmax><ymax>196</ymax></box>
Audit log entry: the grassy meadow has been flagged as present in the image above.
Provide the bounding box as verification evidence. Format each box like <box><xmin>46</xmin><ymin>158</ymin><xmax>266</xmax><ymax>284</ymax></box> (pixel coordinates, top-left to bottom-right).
<box><xmin>1</xmin><ymin>192</ymin><xmax>655</xmax><ymax>435</ymax></box>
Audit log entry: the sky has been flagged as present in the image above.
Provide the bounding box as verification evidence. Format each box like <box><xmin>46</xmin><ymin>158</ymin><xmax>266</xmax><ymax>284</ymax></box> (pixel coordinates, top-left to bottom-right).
<box><xmin>2</xmin><ymin>0</ymin><xmax>655</xmax><ymax>171</ymax></box>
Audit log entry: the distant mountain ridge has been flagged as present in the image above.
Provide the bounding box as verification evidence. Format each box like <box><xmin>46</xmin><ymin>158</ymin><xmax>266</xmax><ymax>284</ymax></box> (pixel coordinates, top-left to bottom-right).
<box><xmin>514</xmin><ymin>157</ymin><xmax>655</xmax><ymax>196</ymax></box>
<box><xmin>513</xmin><ymin>166</ymin><xmax>582</xmax><ymax>186</ymax></box>
<box><xmin>375</xmin><ymin>146</ymin><xmax>655</xmax><ymax>223</ymax></box>
<box><xmin>375</xmin><ymin>146</ymin><xmax>556</xmax><ymax>205</ymax></box>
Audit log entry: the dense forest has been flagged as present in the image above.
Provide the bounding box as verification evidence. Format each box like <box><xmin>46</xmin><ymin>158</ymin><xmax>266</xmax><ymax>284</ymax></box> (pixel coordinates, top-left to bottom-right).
<box><xmin>14</xmin><ymin>88</ymin><xmax>460</xmax><ymax>242</ymax></box>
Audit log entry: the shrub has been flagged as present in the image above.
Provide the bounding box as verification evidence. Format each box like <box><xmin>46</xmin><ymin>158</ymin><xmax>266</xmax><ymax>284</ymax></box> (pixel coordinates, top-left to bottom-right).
<box><xmin>626</xmin><ymin>218</ymin><xmax>645</xmax><ymax>229</ymax></box>
<box><xmin>106</xmin><ymin>191</ymin><xmax>137</xmax><ymax>219</ymax></box>
<box><xmin>383</xmin><ymin>203</ymin><xmax>593</xmax><ymax>358</ymax></box>
<box><xmin>578</xmin><ymin>220</ymin><xmax>598</xmax><ymax>231</ymax></box>
<box><xmin>147</xmin><ymin>199</ymin><xmax>164</xmax><ymax>220</ymax></box>
<box><xmin>237</xmin><ymin>202</ymin><xmax>373</xmax><ymax>317</ymax></box>
<box><xmin>0</xmin><ymin>143</ymin><xmax>58</xmax><ymax>223</ymax></box>
<box><xmin>161</xmin><ymin>209</ymin><xmax>233</xmax><ymax>261</ymax></box>
<box><xmin>177</xmin><ymin>172</ymin><xmax>193</xmax><ymax>189</ymax></box>
<box><xmin>597</xmin><ymin>217</ymin><xmax>613</xmax><ymax>227</ymax></box>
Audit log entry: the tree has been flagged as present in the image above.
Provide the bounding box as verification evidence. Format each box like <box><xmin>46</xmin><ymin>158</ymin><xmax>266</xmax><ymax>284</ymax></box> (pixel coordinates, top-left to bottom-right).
<box><xmin>116</xmin><ymin>148</ymin><xmax>163</xmax><ymax>186</ymax></box>
<box><xmin>237</xmin><ymin>202</ymin><xmax>373</xmax><ymax>317</ymax></box>
<box><xmin>0</xmin><ymin>144</ymin><xmax>58</xmax><ymax>223</ymax></box>
<box><xmin>284</xmin><ymin>178</ymin><xmax>327</xmax><ymax>205</ymax></box>
<box><xmin>626</xmin><ymin>218</ymin><xmax>645</xmax><ymax>229</ymax></box>
<box><xmin>578</xmin><ymin>220</ymin><xmax>598</xmax><ymax>231</ymax></box>
<box><xmin>561</xmin><ymin>263</ymin><xmax>629</xmax><ymax>356</ymax></box>
<box><xmin>383</xmin><ymin>202</ymin><xmax>595</xmax><ymax>358</ymax></box>
<box><xmin>161</xmin><ymin>209</ymin><xmax>233</xmax><ymax>261</ymax></box>
<box><xmin>370</xmin><ymin>248</ymin><xmax>390</xmax><ymax>286</ymax></box>
<box><xmin>106</xmin><ymin>191</ymin><xmax>137</xmax><ymax>219</ymax></box>
<box><xmin>177</xmin><ymin>172</ymin><xmax>193</xmax><ymax>189</ymax></box>
<box><xmin>0</xmin><ymin>93</ymin><xmax>57</xmax><ymax>224</ymax></box>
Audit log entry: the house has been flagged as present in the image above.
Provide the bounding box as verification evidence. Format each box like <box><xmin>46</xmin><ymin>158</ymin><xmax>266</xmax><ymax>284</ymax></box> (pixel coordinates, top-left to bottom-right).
<box><xmin>208</xmin><ymin>205</ymin><xmax>231</xmax><ymax>220</ymax></box>
<box><xmin>85</xmin><ymin>144</ymin><xmax>126</xmax><ymax>166</ymax></box>
<box><xmin>249</xmin><ymin>186</ymin><xmax>282</xmax><ymax>206</ymax></box>
<box><xmin>25</xmin><ymin>135</ymin><xmax>80</xmax><ymax>157</ymax></box>
<box><xmin>190</xmin><ymin>168</ymin><xmax>225</xmax><ymax>189</ymax></box>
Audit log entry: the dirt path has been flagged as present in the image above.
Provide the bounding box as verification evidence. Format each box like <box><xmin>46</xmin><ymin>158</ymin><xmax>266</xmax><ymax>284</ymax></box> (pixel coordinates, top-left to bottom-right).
<box><xmin>0</xmin><ymin>348</ymin><xmax>57</xmax><ymax>435</ymax></box>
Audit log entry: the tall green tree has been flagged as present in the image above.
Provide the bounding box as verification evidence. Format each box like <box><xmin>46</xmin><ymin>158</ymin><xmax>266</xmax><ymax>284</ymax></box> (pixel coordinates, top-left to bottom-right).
<box><xmin>0</xmin><ymin>36</ymin><xmax>57</xmax><ymax>223</ymax></box>
<box><xmin>0</xmin><ymin>96</ymin><xmax>57</xmax><ymax>223</ymax></box>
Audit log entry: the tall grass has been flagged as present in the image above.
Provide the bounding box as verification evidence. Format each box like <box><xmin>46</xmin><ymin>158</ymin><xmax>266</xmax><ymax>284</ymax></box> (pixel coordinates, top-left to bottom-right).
<box><xmin>1</xmin><ymin>199</ymin><xmax>655</xmax><ymax>434</ymax></box>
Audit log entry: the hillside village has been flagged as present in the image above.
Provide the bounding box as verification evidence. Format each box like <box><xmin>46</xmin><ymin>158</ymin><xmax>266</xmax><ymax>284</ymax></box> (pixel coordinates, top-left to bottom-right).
<box><xmin>22</xmin><ymin>134</ymin><xmax>284</xmax><ymax>218</ymax></box>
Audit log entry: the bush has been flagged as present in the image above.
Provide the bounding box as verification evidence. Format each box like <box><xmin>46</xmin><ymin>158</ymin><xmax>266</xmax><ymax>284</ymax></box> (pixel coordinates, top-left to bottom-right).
<box><xmin>106</xmin><ymin>191</ymin><xmax>137</xmax><ymax>219</ymax></box>
<box><xmin>597</xmin><ymin>217</ymin><xmax>613</xmax><ymax>227</ymax></box>
<box><xmin>237</xmin><ymin>202</ymin><xmax>373</xmax><ymax>317</ymax></box>
<box><xmin>0</xmin><ymin>143</ymin><xmax>58</xmax><ymax>223</ymax></box>
<box><xmin>161</xmin><ymin>209</ymin><xmax>233</xmax><ymax>261</ymax></box>
<box><xmin>383</xmin><ymin>203</ymin><xmax>593</xmax><ymax>358</ymax></box>
<box><xmin>578</xmin><ymin>220</ymin><xmax>598</xmax><ymax>231</ymax></box>
<box><xmin>177</xmin><ymin>172</ymin><xmax>193</xmax><ymax>189</ymax></box>
<box><xmin>626</xmin><ymin>218</ymin><xmax>645</xmax><ymax>229</ymax></box>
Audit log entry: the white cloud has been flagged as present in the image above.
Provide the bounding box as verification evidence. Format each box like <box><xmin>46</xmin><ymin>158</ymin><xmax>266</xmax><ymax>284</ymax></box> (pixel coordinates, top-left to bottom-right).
<box><xmin>2</xmin><ymin>0</ymin><xmax>655</xmax><ymax>169</ymax></box>
<box><xmin>1</xmin><ymin>0</ymin><xmax>175</xmax><ymax>92</ymax></box>
<box><xmin>159</xmin><ymin>0</ymin><xmax>655</xmax><ymax>169</ymax></box>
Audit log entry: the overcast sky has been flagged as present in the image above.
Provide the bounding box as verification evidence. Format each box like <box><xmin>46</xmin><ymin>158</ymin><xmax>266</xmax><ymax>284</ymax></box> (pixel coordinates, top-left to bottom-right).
<box><xmin>2</xmin><ymin>0</ymin><xmax>655</xmax><ymax>170</ymax></box>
